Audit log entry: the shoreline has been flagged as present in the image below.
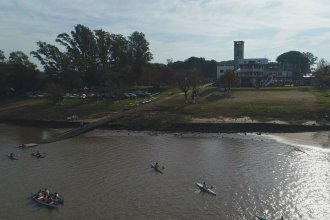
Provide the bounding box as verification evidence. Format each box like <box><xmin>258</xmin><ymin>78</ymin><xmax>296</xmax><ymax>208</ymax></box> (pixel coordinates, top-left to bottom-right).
<box><xmin>2</xmin><ymin>118</ymin><xmax>330</xmax><ymax>150</ymax></box>
<box><xmin>2</xmin><ymin>117</ymin><xmax>330</xmax><ymax>133</ymax></box>
<box><xmin>265</xmin><ymin>132</ymin><xmax>330</xmax><ymax>151</ymax></box>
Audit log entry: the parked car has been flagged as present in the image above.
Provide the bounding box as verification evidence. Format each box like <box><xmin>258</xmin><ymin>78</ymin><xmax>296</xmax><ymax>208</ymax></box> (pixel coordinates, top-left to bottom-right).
<box><xmin>23</xmin><ymin>91</ymin><xmax>50</xmax><ymax>98</ymax></box>
<box><xmin>132</xmin><ymin>90</ymin><xmax>151</xmax><ymax>97</ymax></box>
<box><xmin>123</xmin><ymin>93</ymin><xmax>137</xmax><ymax>98</ymax></box>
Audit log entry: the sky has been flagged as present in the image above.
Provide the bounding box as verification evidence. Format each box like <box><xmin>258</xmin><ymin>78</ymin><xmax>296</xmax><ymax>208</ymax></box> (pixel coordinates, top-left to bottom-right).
<box><xmin>1</xmin><ymin>0</ymin><xmax>330</xmax><ymax>69</ymax></box>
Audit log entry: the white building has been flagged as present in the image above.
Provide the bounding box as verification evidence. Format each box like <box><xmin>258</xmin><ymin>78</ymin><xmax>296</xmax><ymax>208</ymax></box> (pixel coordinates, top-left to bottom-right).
<box><xmin>216</xmin><ymin>65</ymin><xmax>234</xmax><ymax>79</ymax></box>
<box><xmin>217</xmin><ymin>42</ymin><xmax>296</xmax><ymax>87</ymax></box>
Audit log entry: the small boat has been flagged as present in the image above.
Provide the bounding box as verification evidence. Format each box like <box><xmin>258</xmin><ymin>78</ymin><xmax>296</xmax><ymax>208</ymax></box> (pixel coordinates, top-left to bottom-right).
<box><xmin>31</xmin><ymin>193</ymin><xmax>62</xmax><ymax>208</ymax></box>
<box><xmin>7</xmin><ymin>154</ymin><xmax>18</xmax><ymax>160</ymax></box>
<box><xmin>255</xmin><ymin>215</ymin><xmax>284</xmax><ymax>220</ymax></box>
<box><xmin>150</xmin><ymin>164</ymin><xmax>164</xmax><ymax>174</ymax></box>
<box><xmin>19</xmin><ymin>143</ymin><xmax>38</xmax><ymax>148</ymax></box>
<box><xmin>196</xmin><ymin>182</ymin><xmax>216</xmax><ymax>196</ymax></box>
<box><xmin>32</xmin><ymin>153</ymin><xmax>46</xmax><ymax>158</ymax></box>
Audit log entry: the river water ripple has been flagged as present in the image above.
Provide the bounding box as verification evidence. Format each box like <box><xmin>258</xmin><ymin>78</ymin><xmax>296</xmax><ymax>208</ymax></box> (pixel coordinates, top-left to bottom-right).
<box><xmin>0</xmin><ymin>124</ymin><xmax>329</xmax><ymax>220</ymax></box>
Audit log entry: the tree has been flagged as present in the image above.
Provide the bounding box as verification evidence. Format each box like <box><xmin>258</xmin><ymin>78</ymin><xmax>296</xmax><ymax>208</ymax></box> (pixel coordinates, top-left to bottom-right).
<box><xmin>0</xmin><ymin>63</ymin><xmax>11</xmax><ymax>95</ymax></box>
<box><xmin>94</xmin><ymin>29</ymin><xmax>112</xmax><ymax>70</ymax></box>
<box><xmin>276</xmin><ymin>51</ymin><xmax>310</xmax><ymax>73</ymax></box>
<box><xmin>189</xmin><ymin>70</ymin><xmax>202</xmax><ymax>103</ymax></box>
<box><xmin>178</xmin><ymin>74</ymin><xmax>190</xmax><ymax>103</ymax></box>
<box><xmin>0</xmin><ymin>51</ymin><xmax>41</xmax><ymax>94</ymax></box>
<box><xmin>316</xmin><ymin>58</ymin><xmax>329</xmax><ymax>72</ymax></box>
<box><xmin>315</xmin><ymin>58</ymin><xmax>330</xmax><ymax>86</ymax></box>
<box><xmin>110</xmin><ymin>34</ymin><xmax>129</xmax><ymax>68</ymax></box>
<box><xmin>31</xmin><ymin>41</ymin><xmax>65</xmax><ymax>74</ymax></box>
<box><xmin>139</xmin><ymin>63</ymin><xmax>164</xmax><ymax>86</ymax></box>
<box><xmin>166</xmin><ymin>58</ymin><xmax>173</xmax><ymax>65</ymax></box>
<box><xmin>32</xmin><ymin>24</ymin><xmax>154</xmax><ymax>89</ymax></box>
<box><xmin>128</xmin><ymin>31</ymin><xmax>153</xmax><ymax>82</ymax></box>
<box><xmin>8</xmin><ymin>51</ymin><xmax>36</xmax><ymax>70</ymax></box>
<box><xmin>56</xmin><ymin>24</ymin><xmax>99</xmax><ymax>86</ymax></box>
<box><xmin>0</xmin><ymin>50</ymin><xmax>5</xmax><ymax>63</ymax></box>
<box><xmin>168</xmin><ymin>56</ymin><xmax>217</xmax><ymax>81</ymax></box>
<box><xmin>219</xmin><ymin>70</ymin><xmax>240</xmax><ymax>91</ymax></box>
<box><xmin>161</xmin><ymin>67</ymin><xmax>175</xmax><ymax>85</ymax></box>
<box><xmin>0</xmin><ymin>62</ymin><xmax>41</xmax><ymax>94</ymax></box>
<box><xmin>31</xmin><ymin>41</ymin><xmax>83</xmax><ymax>89</ymax></box>
<box><xmin>303</xmin><ymin>52</ymin><xmax>318</xmax><ymax>71</ymax></box>
<box><xmin>218</xmin><ymin>60</ymin><xmax>234</xmax><ymax>66</ymax></box>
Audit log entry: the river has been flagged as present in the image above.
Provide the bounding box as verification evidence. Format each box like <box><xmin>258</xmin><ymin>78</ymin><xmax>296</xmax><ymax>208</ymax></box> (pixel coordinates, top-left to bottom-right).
<box><xmin>0</xmin><ymin>124</ymin><xmax>329</xmax><ymax>220</ymax></box>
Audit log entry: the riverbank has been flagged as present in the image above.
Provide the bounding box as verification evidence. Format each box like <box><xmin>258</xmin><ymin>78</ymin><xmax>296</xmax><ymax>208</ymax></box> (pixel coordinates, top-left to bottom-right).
<box><xmin>2</xmin><ymin>86</ymin><xmax>330</xmax><ymax>134</ymax></box>
<box><xmin>1</xmin><ymin>116</ymin><xmax>330</xmax><ymax>133</ymax></box>
<box><xmin>2</xmin><ymin>114</ymin><xmax>330</xmax><ymax>150</ymax></box>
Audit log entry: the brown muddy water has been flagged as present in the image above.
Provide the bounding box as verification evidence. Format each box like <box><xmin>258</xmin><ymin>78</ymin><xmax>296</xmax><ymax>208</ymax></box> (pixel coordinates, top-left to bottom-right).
<box><xmin>0</xmin><ymin>124</ymin><xmax>329</xmax><ymax>220</ymax></box>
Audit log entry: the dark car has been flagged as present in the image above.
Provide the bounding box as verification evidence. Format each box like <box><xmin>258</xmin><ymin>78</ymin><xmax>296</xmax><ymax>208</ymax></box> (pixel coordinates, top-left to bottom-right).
<box><xmin>132</xmin><ymin>90</ymin><xmax>151</xmax><ymax>97</ymax></box>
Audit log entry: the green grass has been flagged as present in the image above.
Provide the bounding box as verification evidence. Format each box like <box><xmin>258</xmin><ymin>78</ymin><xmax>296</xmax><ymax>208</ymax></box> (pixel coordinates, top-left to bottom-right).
<box><xmin>158</xmin><ymin>86</ymin><xmax>325</xmax><ymax>122</ymax></box>
<box><xmin>312</xmin><ymin>88</ymin><xmax>330</xmax><ymax>109</ymax></box>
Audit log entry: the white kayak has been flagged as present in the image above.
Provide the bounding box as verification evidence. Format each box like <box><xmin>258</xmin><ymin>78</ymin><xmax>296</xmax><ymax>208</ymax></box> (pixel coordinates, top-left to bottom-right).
<box><xmin>19</xmin><ymin>143</ymin><xmax>38</xmax><ymax>148</ymax></box>
<box><xmin>196</xmin><ymin>182</ymin><xmax>216</xmax><ymax>196</ymax></box>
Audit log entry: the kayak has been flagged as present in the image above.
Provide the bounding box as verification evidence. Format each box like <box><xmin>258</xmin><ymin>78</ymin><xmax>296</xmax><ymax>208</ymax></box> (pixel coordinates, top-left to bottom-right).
<box><xmin>31</xmin><ymin>193</ymin><xmax>61</xmax><ymax>208</ymax></box>
<box><xmin>255</xmin><ymin>215</ymin><xmax>283</xmax><ymax>220</ymax></box>
<box><xmin>196</xmin><ymin>182</ymin><xmax>216</xmax><ymax>196</ymax></box>
<box><xmin>32</xmin><ymin>153</ymin><xmax>46</xmax><ymax>158</ymax></box>
<box><xmin>150</xmin><ymin>164</ymin><xmax>163</xmax><ymax>174</ymax></box>
<box><xmin>19</xmin><ymin>143</ymin><xmax>38</xmax><ymax>148</ymax></box>
<box><xmin>7</xmin><ymin>154</ymin><xmax>18</xmax><ymax>160</ymax></box>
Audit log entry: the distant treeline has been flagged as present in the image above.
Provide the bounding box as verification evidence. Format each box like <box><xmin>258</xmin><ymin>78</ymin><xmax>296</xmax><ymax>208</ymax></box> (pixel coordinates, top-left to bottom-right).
<box><xmin>1</xmin><ymin>24</ymin><xmax>329</xmax><ymax>98</ymax></box>
<box><xmin>0</xmin><ymin>24</ymin><xmax>219</xmax><ymax>97</ymax></box>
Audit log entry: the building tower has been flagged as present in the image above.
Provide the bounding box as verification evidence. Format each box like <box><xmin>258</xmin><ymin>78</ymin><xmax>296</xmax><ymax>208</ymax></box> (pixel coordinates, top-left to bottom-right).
<box><xmin>234</xmin><ymin>41</ymin><xmax>244</xmax><ymax>70</ymax></box>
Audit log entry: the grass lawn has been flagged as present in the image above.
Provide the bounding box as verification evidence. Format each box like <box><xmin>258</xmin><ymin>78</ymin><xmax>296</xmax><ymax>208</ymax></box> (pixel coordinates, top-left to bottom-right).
<box><xmin>152</xmin><ymin>86</ymin><xmax>329</xmax><ymax>122</ymax></box>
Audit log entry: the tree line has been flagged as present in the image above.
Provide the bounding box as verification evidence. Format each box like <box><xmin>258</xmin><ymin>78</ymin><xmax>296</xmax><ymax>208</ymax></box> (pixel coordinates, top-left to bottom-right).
<box><xmin>31</xmin><ymin>24</ymin><xmax>153</xmax><ymax>89</ymax></box>
<box><xmin>0</xmin><ymin>24</ymin><xmax>219</xmax><ymax>99</ymax></box>
<box><xmin>0</xmin><ymin>50</ymin><xmax>41</xmax><ymax>95</ymax></box>
<box><xmin>1</xmin><ymin>24</ymin><xmax>330</xmax><ymax>100</ymax></box>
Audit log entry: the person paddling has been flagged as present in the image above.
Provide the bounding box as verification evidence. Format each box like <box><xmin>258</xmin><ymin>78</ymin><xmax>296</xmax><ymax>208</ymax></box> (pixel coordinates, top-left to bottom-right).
<box><xmin>44</xmin><ymin>188</ymin><xmax>50</xmax><ymax>196</ymax></box>
<box><xmin>203</xmin><ymin>182</ymin><xmax>208</xmax><ymax>189</ymax></box>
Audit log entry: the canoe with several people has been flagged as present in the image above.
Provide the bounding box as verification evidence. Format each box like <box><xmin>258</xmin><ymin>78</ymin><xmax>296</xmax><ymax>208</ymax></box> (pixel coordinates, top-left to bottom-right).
<box><xmin>31</xmin><ymin>188</ymin><xmax>63</xmax><ymax>208</ymax></box>
<box><xmin>151</xmin><ymin>162</ymin><xmax>165</xmax><ymax>174</ymax></box>
<box><xmin>7</xmin><ymin>152</ymin><xmax>18</xmax><ymax>160</ymax></box>
<box><xmin>31</xmin><ymin>151</ymin><xmax>46</xmax><ymax>159</ymax></box>
<box><xmin>196</xmin><ymin>182</ymin><xmax>216</xmax><ymax>196</ymax></box>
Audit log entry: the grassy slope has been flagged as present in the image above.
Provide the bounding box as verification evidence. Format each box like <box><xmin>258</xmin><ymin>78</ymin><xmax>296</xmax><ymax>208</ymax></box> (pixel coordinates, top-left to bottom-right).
<box><xmin>149</xmin><ymin>86</ymin><xmax>330</xmax><ymax>123</ymax></box>
<box><xmin>1</xmin><ymin>86</ymin><xmax>330</xmax><ymax>124</ymax></box>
